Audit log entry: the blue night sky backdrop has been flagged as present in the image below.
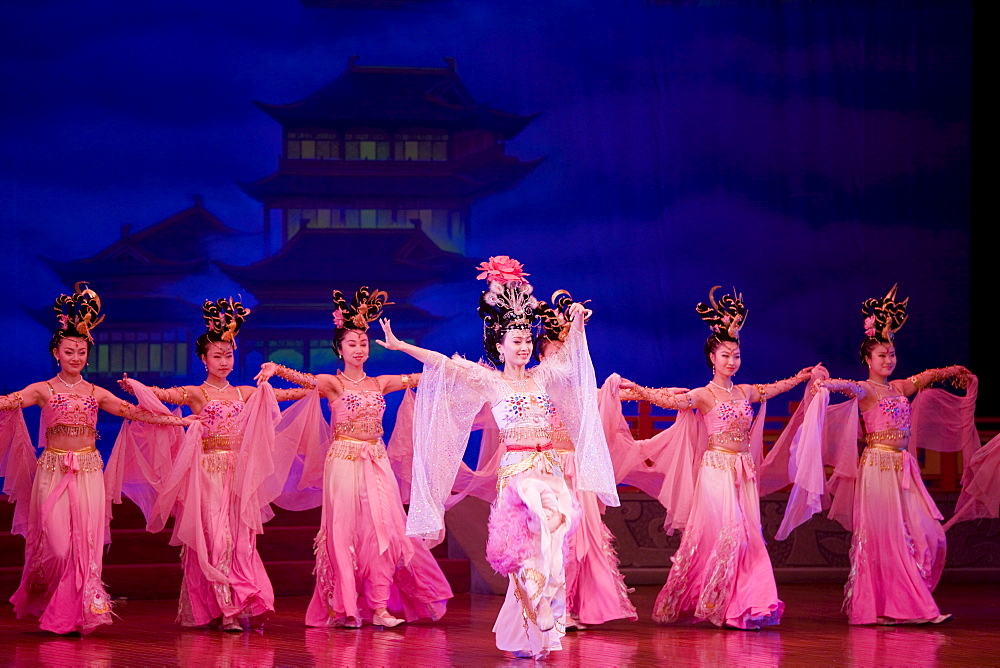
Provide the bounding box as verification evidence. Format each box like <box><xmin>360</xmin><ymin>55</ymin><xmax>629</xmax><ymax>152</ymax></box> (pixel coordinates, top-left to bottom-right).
<box><xmin>1</xmin><ymin>2</ymin><xmax>972</xmax><ymax>419</ymax></box>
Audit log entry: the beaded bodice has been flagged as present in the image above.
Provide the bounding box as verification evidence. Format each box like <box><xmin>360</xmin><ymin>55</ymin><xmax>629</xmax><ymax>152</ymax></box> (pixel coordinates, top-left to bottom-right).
<box><xmin>861</xmin><ymin>395</ymin><xmax>911</xmax><ymax>436</ymax></box>
<box><xmin>42</xmin><ymin>391</ymin><xmax>98</xmax><ymax>430</ymax></box>
<box><xmin>200</xmin><ymin>399</ymin><xmax>245</xmax><ymax>438</ymax></box>
<box><xmin>332</xmin><ymin>390</ymin><xmax>386</xmax><ymax>436</ymax></box>
<box><xmin>703</xmin><ymin>399</ymin><xmax>754</xmax><ymax>437</ymax></box>
<box><xmin>492</xmin><ymin>392</ymin><xmax>556</xmax><ymax>446</ymax></box>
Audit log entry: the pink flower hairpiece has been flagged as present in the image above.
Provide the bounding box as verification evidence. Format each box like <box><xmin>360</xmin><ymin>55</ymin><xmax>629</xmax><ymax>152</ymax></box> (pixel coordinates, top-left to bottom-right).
<box><xmin>863</xmin><ymin>315</ymin><xmax>876</xmax><ymax>338</ymax></box>
<box><xmin>332</xmin><ymin>308</ymin><xmax>346</xmax><ymax>329</ymax></box>
<box><xmin>476</xmin><ymin>256</ymin><xmax>529</xmax><ymax>284</ymax></box>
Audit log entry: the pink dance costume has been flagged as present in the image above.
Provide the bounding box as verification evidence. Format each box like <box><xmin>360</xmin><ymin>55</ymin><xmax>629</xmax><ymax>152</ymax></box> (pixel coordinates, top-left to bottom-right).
<box><xmin>652</xmin><ymin>387</ymin><xmax>783</xmax><ymax>629</ymax></box>
<box><xmin>131</xmin><ymin>382</ymin><xmax>283</xmax><ymax>630</ymax></box>
<box><xmin>304</xmin><ymin>380</ymin><xmax>452</xmax><ymax>627</ymax></box>
<box><xmin>5</xmin><ymin>384</ymin><xmax>113</xmax><ymax>634</ymax></box>
<box><xmin>406</xmin><ymin>318</ymin><xmax>619</xmax><ymax>658</ymax></box>
<box><xmin>843</xmin><ymin>389</ymin><xmax>946</xmax><ymax>624</ymax></box>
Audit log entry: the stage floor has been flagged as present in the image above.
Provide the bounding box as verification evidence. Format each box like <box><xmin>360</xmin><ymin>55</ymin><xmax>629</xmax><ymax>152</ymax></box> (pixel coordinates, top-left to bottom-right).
<box><xmin>3</xmin><ymin>583</ymin><xmax>999</xmax><ymax>666</ymax></box>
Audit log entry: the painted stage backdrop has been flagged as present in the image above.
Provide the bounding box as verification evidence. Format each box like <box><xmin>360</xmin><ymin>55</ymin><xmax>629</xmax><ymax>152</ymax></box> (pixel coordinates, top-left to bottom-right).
<box><xmin>1</xmin><ymin>2</ymin><xmax>973</xmax><ymax>455</ymax></box>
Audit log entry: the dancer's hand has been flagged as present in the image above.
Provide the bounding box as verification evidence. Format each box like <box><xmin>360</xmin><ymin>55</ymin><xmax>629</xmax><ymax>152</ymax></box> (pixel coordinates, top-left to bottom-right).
<box><xmin>809</xmin><ymin>363</ymin><xmax>830</xmax><ymax>381</ymax></box>
<box><xmin>255</xmin><ymin>362</ymin><xmax>277</xmax><ymax>383</ymax></box>
<box><xmin>118</xmin><ymin>373</ymin><xmax>135</xmax><ymax>395</ymax></box>
<box><xmin>376</xmin><ymin>318</ymin><xmax>402</xmax><ymax>350</ymax></box>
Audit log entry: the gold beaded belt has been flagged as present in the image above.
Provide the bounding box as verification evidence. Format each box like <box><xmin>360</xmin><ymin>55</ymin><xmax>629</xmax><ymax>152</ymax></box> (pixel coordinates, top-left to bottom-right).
<box><xmin>708</xmin><ymin>429</ymin><xmax>750</xmax><ymax>448</ymax></box>
<box><xmin>867</xmin><ymin>443</ymin><xmax>908</xmax><ymax>453</ymax></box>
<box><xmin>864</xmin><ymin>428</ymin><xmax>909</xmax><ymax>445</ymax></box>
<box><xmin>335</xmin><ymin>419</ymin><xmax>384</xmax><ymax>437</ymax></box>
<box><xmin>328</xmin><ymin>435</ymin><xmax>386</xmax><ymax>461</ymax></box>
<box><xmin>202</xmin><ymin>449</ymin><xmax>236</xmax><ymax>473</ymax></box>
<box><xmin>860</xmin><ymin>446</ymin><xmax>905</xmax><ymax>472</ymax></box>
<box><xmin>202</xmin><ymin>434</ymin><xmax>241</xmax><ymax>451</ymax></box>
<box><xmin>46</xmin><ymin>424</ymin><xmax>99</xmax><ymax>440</ymax></box>
<box><xmin>38</xmin><ymin>446</ymin><xmax>103</xmax><ymax>473</ymax></box>
<box><xmin>496</xmin><ymin>449</ymin><xmax>561</xmax><ymax>492</ymax></box>
<box><xmin>498</xmin><ymin>426</ymin><xmax>552</xmax><ymax>444</ymax></box>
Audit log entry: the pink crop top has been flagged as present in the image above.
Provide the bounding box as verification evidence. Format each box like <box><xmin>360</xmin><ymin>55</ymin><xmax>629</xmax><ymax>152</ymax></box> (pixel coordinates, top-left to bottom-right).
<box><xmin>200</xmin><ymin>386</ymin><xmax>245</xmax><ymax>449</ymax></box>
<box><xmin>492</xmin><ymin>392</ymin><xmax>556</xmax><ymax>444</ymax></box>
<box><xmin>861</xmin><ymin>394</ymin><xmax>911</xmax><ymax>445</ymax></box>
<box><xmin>42</xmin><ymin>382</ymin><xmax>99</xmax><ymax>440</ymax></box>
<box><xmin>704</xmin><ymin>399</ymin><xmax>754</xmax><ymax>437</ymax></box>
<box><xmin>332</xmin><ymin>390</ymin><xmax>386</xmax><ymax>437</ymax></box>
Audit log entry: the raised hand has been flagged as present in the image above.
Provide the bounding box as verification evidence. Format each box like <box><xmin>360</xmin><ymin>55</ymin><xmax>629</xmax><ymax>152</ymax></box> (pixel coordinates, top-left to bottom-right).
<box><xmin>118</xmin><ymin>373</ymin><xmax>136</xmax><ymax>395</ymax></box>
<box><xmin>255</xmin><ymin>362</ymin><xmax>277</xmax><ymax>384</ymax></box>
<box><xmin>376</xmin><ymin>318</ymin><xmax>402</xmax><ymax>350</ymax></box>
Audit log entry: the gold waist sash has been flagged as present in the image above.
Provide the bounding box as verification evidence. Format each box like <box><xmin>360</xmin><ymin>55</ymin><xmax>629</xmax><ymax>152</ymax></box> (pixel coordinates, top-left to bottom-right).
<box><xmin>864</xmin><ymin>428</ymin><xmax>909</xmax><ymax>445</ymax></box>
<box><xmin>328</xmin><ymin>435</ymin><xmax>386</xmax><ymax>461</ymax></box>
<box><xmin>38</xmin><ymin>446</ymin><xmax>103</xmax><ymax>473</ymax></box>
<box><xmin>496</xmin><ymin>449</ymin><xmax>561</xmax><ymax>492</ymax></box>
<box><xmin>498</xmin><ymin>426</ymin><xmax>553</xmax><ymax>445</ymax></box>
<box><xmin>202</xmin><ymin>434</ymin><xmax>242</xmax><ymax>451</ymax></box>
<box><xmin>708</xmin><ymin>429</ymin><xmax>750</xmax><ymax>448</ymax></box>
<box><xmin>46</xmin><ymin>424</ymin><xmax>99</xmax><ymax>440</ymax></box>
<box><xmin>335</xmin><ymin>419</ymin><xmax>384</xmax><ymax>438</ymax></box>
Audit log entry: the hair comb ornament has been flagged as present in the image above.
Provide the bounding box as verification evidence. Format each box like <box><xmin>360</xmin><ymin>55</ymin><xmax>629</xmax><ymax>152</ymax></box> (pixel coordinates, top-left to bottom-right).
<box><xmin>332</xmin><ymin>286</ymin><xmax>392</xmax><ymax>331</ymax></box>
<box><xmin>53</xmin><ymin>281</ymin><xmax>105</xmax><ymax>343</ymax></box>
<box><xmin>696</xmin><ymin>286</ymin><xmax>747</xmax><ymax>342</ymax></box>
<box><xmin>861</xmin><ymin>284</ymin><xmax>908</xmax><ymax>342</ymax></box>
<box><xmin>203</xmin><ymin>297</ymin><xmax>250</xmax><ymax>347</ymax></box>
<box><xmin>539</xmin><ymin>289</ymin><xmax>592</xmax><ymax>342</ymax></box>
<box><xmin>476</xmin><ymin>256</ymin><xmax>539</xmax><ymax>334</ymax></box>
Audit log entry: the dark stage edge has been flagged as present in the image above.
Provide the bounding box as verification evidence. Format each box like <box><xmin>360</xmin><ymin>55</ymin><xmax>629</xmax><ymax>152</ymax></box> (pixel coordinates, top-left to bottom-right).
<box><xmin>2</xmin><ymin>583</ymin><xmax>999</xmax><ymax>666</ymax></box>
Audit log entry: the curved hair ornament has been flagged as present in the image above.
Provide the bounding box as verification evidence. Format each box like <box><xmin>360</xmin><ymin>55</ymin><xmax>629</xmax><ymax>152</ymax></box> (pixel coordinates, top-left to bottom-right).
<box><xmin>53</xmin><ymin>281</ymin><xmax>106</xmax><ymax>343</ymax></box>
<box><xmin>332</xmin><ymin>286</ymin><xmax>392</xmax><ymax>331</ymax></box>
<box><xmin>540</xmin><ymin>289</ymin><xmax>592</xmax><ymax>342</ymax></box>
<box><xmin>861</xmin><ymin>284</ymin><xmax>908</xmax><ymax>342</ymax></box>
<box><xmin>696</xmin><ymin>285</ymin><xmax>747</xmax><ymax>342</ymax></box>
<box><xmin>203</xmin><ymin>297</ymin><xmax>250</xmax><ymax>348</ymax></box>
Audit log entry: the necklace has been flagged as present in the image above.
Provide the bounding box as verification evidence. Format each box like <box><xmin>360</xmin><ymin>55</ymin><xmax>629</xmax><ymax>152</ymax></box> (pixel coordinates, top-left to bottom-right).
<box><xmin>202</xmin><ymin>380</ymin><xmax>231</xmax><ymax>392</ymax></box>
<box><xmin>503</xmin><ymin>374</ymin><xmax>531</xmax><ymax>389</ymax></box>
<box><xmin>57</xmin><ymin>373</ymin><xmax>86</xmax><ymax>390</ymax></box>
<box><xmin>339</xmin><ymin>371</ymin><xmax>367</xmax><ymax>386</ymax></box>
<box><xmin>708</xmin><ymin>380</ymin><xmax>735</xmax><ymax>392</ymax></box>
<box><xmin>868</xmin><ymin>379</ymin><xmax>892</xmax><ymax>389</ymax></box>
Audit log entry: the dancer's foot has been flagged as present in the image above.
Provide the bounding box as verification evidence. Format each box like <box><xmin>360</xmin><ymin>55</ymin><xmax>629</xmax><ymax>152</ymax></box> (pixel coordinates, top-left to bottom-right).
<box><xmin>222</xmin><ymin>620</ymin><xmax>243</xmax><ymax>633</ymax></box>
<box><xmin>565</xmin><ymin>615</ymin><xmax>588</xmax><ymax>631</ymax></box>
<box><xmin>372</xmin><ymin>610</ymin><xmax>404</xmax><ymax>628</ymax></box>
<box><xmin>930</xmin><ymin>614</ymin><xmax>953</xmax><ymax>625</ymax></box>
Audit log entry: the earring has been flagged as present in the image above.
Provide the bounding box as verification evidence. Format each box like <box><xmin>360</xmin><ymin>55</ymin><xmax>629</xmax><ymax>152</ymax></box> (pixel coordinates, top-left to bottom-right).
<box><xmin>204</xmin><ymin>363</ymin><xmax>208</xmax><ymax>372</ymax></box>
<box><xmin>499</xmin><ymin>352</ymin><xmax>505</xmax><ymax>363</ymax></box>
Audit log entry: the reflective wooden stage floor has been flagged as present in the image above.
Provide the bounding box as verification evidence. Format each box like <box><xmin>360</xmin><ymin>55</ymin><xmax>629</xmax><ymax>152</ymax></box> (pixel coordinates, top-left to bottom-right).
<box><xmin>3</xmin><ymin>583</ymin><xmax>1000</xmax><ymax>667</ymax></box>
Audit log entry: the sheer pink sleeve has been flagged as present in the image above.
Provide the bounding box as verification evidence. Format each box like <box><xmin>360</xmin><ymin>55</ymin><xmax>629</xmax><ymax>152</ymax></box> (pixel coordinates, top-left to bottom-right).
<box><xmin>597</xmin><ymin>373</ymin><xmax>708</xmax><ymax>534</ymax></box>
<box><xmin>105</xmin><ymin>380</ymin><xmax>185</xmax><ymax>522</ymax></box>
<box><xmin>272</xmin><ymin>388</ymin><xmax>328</xmax><ymax>511</ymax></box>
<box><xmin>388</xmin><ymin>388</ymin><xmax>417</xmax><ymax>503</ymax></box>
<box><xmin>0</xmin><ymin>408</ymin><xmax>36</xmax><ymax>537</ymax></box>
<box><xmin>406</xmin><ymin>351</ymin><xmax>494</xmax><ymax>541</ymax></box>
<box><xmin>910</xmin><ymin>374</ymin><xmax>978</xmax><ymax>457</ymax></box>
<box><xmin>533</xmin><ymin>318</ymin><xmax>618</xmax><ymax>507</ymax></box>
<box><xmin>446</xmin><ymin>402</ymin><xmax>503</xmax><ymax>508</ymax></box>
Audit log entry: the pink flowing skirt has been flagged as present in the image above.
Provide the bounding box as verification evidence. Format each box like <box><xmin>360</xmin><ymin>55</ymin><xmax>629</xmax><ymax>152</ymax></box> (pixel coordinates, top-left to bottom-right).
<box><xmin>306</xmin><ymin>438</ymin><xmax>451</xmax><ymax>627</ymax></box>
<box><xmin>10</xmin><ymin>448</ymin><xmax>113</xmax><ymax>634</ymax></box>
<box><xmin>844</xmin><ymin>447</ymin><xmax>945</xmax><ymax>624</ymax></box>
<box><xmin>177</xmin><ymin>449</ymin><xmax>274</xmax><ymax>628</ymax></box>
<box><xmin>561</xmin><ymin>451</ymin><xmax>637</xmax><ymax>625</ymax></box>
<box><xmin>652</xmin><ymin>449</ymin><xmax>782</xmax><ymax>629</ymax></box>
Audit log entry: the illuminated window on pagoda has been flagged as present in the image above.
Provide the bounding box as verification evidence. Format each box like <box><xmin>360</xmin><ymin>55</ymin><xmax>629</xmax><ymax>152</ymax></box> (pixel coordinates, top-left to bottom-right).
<box><xmin>286</xmin><ymin>131</ymin><xmax>340</xmax><ymax>160</ymax></box>
<box><xmin>394</xmin><ymin>132</ymin><xmax>448</xmax><ymax>161</ymax></box>
<box><xmin>94</xmin><ymin>330</ymin><xmax>189</xmax><ymax>378</ymax></box>
<box><xmin>345</xmin><ymin>130</ymin><xmax>390</xmax><ymax>161</ymax></box>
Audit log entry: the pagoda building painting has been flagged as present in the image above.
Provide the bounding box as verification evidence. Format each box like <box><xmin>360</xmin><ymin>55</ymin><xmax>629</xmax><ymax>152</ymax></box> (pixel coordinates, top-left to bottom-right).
<box><xmin>41</xmin><ymin>58</ymin><xmax>542</xmax><ymax>383</ymax></box>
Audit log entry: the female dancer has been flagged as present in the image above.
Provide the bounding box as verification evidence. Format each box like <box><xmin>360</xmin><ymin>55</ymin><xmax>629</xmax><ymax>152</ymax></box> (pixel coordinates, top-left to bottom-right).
<box><xmin>378</xmin><ymin>257</ymin><xmax>619</xmax><ymax>659</ymax></box>
<box><xmin>620</xmin><ymin>287</ymin><xmax>819</xmax><ymax>629</ymax></box>
<box><xmin>118</xmin><ymin>298</ymin><xmax>308</xmax><ymax>631</ymax></box>
<box><xmin>811</xmin><ymin>286</ymin><xmax>971</xmax><ymax>624</ymax></box>
<box><xmin>256</xmin><ymin>287</ymin><xmax>452</xmax><ymax>629</ymax></box>
<box><xmin>0</xmin><ymin>283</ymin><xmax>192</xmax><ymax>635</ymax></box>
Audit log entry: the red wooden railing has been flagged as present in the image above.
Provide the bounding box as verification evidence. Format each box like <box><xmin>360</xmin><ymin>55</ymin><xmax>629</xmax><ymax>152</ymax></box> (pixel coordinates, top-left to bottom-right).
<box><xmin>623</xmin><ymin>402</ymin><xmax>1000</xmax><ymax>493</ymax></box>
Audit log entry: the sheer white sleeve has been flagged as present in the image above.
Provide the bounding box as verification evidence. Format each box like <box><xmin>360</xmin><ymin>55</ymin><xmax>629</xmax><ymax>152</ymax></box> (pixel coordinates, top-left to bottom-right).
<box><xmin>406</xmin><ymin>350</ymin><xmax>496</xmax><ymax>540</ymax></box>
<box><xmin>534</xmin><ymin>317</ymin><xmax>619</xmax><ymax>507</ymax></box>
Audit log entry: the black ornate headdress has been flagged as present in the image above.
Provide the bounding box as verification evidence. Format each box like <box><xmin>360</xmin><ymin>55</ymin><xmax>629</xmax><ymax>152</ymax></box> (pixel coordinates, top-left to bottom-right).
<box><xmin>696</xmin><ymin>286</ymin><xmax>747</xmax><ymax>343</ymax></box>
<box><xmin>476</xmin><ymin>256</ymin><xmax>540</xmax><ymax>364</ymax></box>
<box><xmin>539</xmin><ymin>289</ymin><xmax>592</xmax><ymax>343</ymax></box>
<box><xmin>332</xmin><ymin>286</ymin><xmax>392</xmax><ymax>331</ymax></box>
<box><xmin>53</xmin><ymin>281</ymin><xmax>105</xmax><ymax>343</ymax></box>
<box><xmin>861</xmin><ymin>284</ymin><xmax>908</xmax><ymax>343</ymax></box>
<box><xmin>203</xmin><ymin>297</ymin><xmax>250</xmax><ymax>348</ymax></box>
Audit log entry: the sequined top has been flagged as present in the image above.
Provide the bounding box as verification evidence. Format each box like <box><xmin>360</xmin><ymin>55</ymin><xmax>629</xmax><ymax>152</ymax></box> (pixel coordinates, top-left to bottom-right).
<box><xmin>492</xmin><ymin>392</ymin><xmax>556</xmax><ymax>445</ymax></box>
<box><xmin>42</xmin><ymin>386</ymin><xmax>99</xmax><ymax>431</ymax></box>
<box><xmin>860</xmin><ymin>394</ymin><xmax>911</xmax><ymax>446</ymax></box>
<box><xmin>703</xmin><ymin>399</ymin><xmax>754</xmax><ymax>437</ymax></box>
<box><xmin>332</xmin><ymin>390</ymin><xmax>387</xmax><ymax>437</ymax></box>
